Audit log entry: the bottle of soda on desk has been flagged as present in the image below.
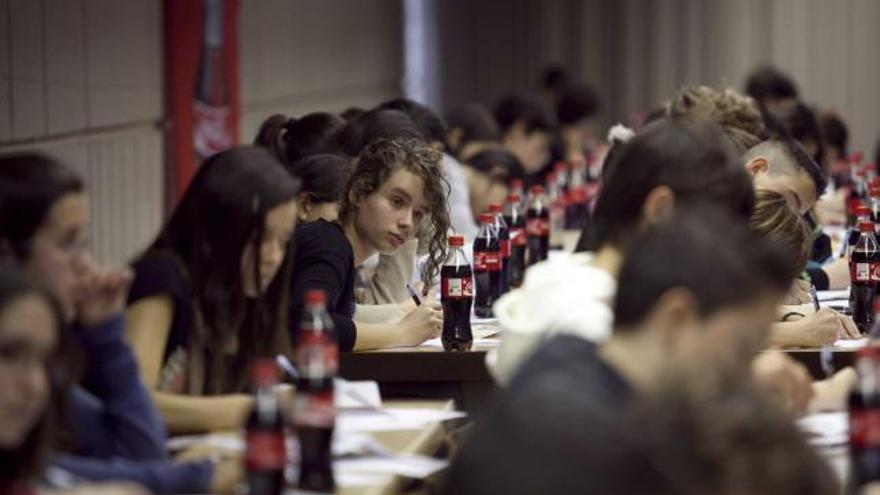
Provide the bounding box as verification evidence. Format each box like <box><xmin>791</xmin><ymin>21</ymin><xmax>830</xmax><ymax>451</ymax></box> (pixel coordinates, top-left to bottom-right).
<box><xmin>850</xmin><ymin>221</ymin><xmax>879</xmax><ymax>334</ymax></box>
<box><xmin>526</xmin><ymin>185</ymin><xmax>550</xmax><ymax>266</ymax></box>
<box><xmin>245</xmin><ymin>359</ymin><xmax>286</xmax><ymax>495</ymax></box>
<box><xmin>441</xmin><ymin>234</ymin><xmax>474</xmax><ymax>351</ymax></box>
<box><xmin>293</xmin><ymin>290</ymin><xmax>336</xmax><ymax>493</ymax></box>
<box><xmin>488</xmin><ymin>203</ymin><xmax>510</xmax><ymax>295</ymax></box>
<box><xmin>849</xmin><ymin>346</ymin><xmax>880</xmax><ymax>487</ymax></box>
<box><xmin>473</xmin><ymin>213</ymin><xmax>502</xmax><ymax>318</ymax></box>
<box><xmin>504</xmin><ymin>193</ymin><xmax>527</xmax><ymax>288</ymax></box>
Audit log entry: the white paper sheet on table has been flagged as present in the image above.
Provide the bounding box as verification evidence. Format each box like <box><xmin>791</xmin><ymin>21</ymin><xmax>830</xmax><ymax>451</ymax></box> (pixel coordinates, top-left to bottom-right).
<box><xmin>817</xmin><ymin>289</ymin><xmax>850</xmax><ymax>302</ymax></box>
<box><xmin>335</xmin><ymin>379</ymin><xmax>383</xmax><ymax>410</ymax></box>
<box><xmin>335</xmin><ymin>454</ymin><xmax>448</xmax><ymax>479</ymax></box>
<box><xmin>166</xmin><ymin>431</ymin><xmax>390</xmax><ymax>458</ymax></box>
<box><xmin>834</xmin><ymin>337</ymin><xmax>869</xmax><ymax>349</ymax></box>
<box><xmin>798</xmin><ymin>411</ymin><xmax>848</xmax><ymax>447</ymax></box>
<box><xmin>337</xmin><ymin>407</ymin><xmax>466</xmax><ymax>434</ymax></box>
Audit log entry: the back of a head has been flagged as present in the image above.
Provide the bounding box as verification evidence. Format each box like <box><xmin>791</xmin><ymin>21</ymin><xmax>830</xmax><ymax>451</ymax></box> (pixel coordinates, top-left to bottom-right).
<box><xmin>466</xmin><ymin>148</ymin><xmax>527</xmax><ymax>184</ymax></box>
<box><xmin>668</xmin><ymin>85</ymin><xmax>764</xmax><ymax>139</ymax></box>
<box><xmin>253</xmin><ymin>112</ymin><xmax>345</xmax><ymax>169</ymax></box>
<box><xmin>541</xmin><ymin>65</ymin><xmax>569</xmax><ymax>96</ymax></box>
<box><xmin>751</xmin><ymin>189</ymin><xmax>811</xmax><ymax>275</ymax></box>
<box><xmin>819</xmin><ymin>112</ymin><xmax>848</xmax><ymax>157</ymax></box>
<box><xmin>613</xmin><ymin>207</ymin><xmax>794</xmax><ymax>330</ymax></box>
<box><xmin>772</xmin><ymin>100</ymin><xmax>823</xmax><ymax>164</ymax></box>
<box><xmin>334</xmin><ymin>108</ymin><xmax>426</xmax><ymax>157</ymax></box>
<box><xmin>293</xmin><ymin>154</ymin><xmax>354</xmax><ymax>204</ymax></box>
<box><xmin>556</xmin><ymin>83</ymin><xmax>601</xmax><ymax>126</ymax></box>
<box><xmin>0</xmin><ymin>153</ymin><xmax>84</xmax><ymax>252</ymax></box>
<box><xmin>445</xmin><ymin>103</ymin><xmax>501</xmax><ymax>147</ymax></box>
<box><xmin>590</xmin><ymin>118</ymin><xmax>755</xmax><ymax>250</ymax></box>
<box><xmin>378</xmin><ymin>98</ymin><xmax>448</xmax><ymax>145</ymax></box>
<box><xmin>744</xmin><ymin>127</ymin><xmax>828</xmax><ymax>196</ymax></box>
<box><xmin>493</xmin><ymin>91</ymin><xmax>555</xmax><ymax>136</ymax></box>
<box><xmin>745</xmin><ymin>66</ymin><xmax>799</xmax><ymax>105</ymax></box>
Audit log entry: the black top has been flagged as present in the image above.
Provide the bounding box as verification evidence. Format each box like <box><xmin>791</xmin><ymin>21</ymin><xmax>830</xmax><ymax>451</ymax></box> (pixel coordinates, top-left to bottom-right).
<box><xmin>445</xmin><ymin>335</ymin><xmax>633</xmax><ymax>494</ymax></box>
<box><xmin>128</xmin><ymin>251</ymin><xmax>194</xmax><ymax>364</ymax></box>
<box><xmin>289</xmin><ymin>220</ymin><xmax>357</xmax><ymax>351</ymax></box>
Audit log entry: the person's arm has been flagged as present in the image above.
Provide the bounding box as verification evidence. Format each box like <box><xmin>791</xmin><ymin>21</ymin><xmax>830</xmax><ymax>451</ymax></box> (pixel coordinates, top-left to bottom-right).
<box><xmin>50</xmin><ymin>455</ymin><xmax>217</xmax><ymax>495</ymax></box>
<box><xmin>769</xmin><ymin>307</ymin><xmax>858</xmax><ymax>347</ymax></box>
<box><xmin>354</xmin><ymin>302</ymin><xmax>408</xmax><ymax>324</ymax></box>
<box><xmin>70</xmin><ymin>314</ymin><xmax>167</xmax><ymax>460</ymax></box>
<box><xmin>125</xmin><ymin>296</ymin><xmax>252</xmax><ymax>435</ymax></box>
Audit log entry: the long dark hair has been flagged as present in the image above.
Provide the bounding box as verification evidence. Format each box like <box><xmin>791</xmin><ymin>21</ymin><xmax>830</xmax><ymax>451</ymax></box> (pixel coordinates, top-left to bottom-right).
<box><xmin>144</xmin><ymin>147</ymin><xmax>300</xmax><ymax>393</ymax></box>
<box><xmin>339</xmin><ymin>138</ymin><xmax>449</xmax><ymax>288</ymax></box>
<box><xmin>0</xmin><ymin>153</ymin><xmax>84</xmax><ymax>260</ymax></box>
<box><xmin>292</xmin><ymin>154</ymin><xmax>354</xmax><ymax>204</ymax></box>
<box><xmin>0</xmin><ymin>267</ymin><xmax>69</xmax><ymax>483</ymax></box>
<box><xmin>253</xmin><ymin>112</ymin><xmax>345</xmax><ymax>170</ymax></box>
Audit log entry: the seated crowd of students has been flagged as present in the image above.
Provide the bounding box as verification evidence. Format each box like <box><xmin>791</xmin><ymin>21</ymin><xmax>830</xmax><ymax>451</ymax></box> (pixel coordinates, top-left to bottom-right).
<box><xmin>0</xmin><ymin>64</ymin><xmax>871</xmax><ymax>494</ymax></box>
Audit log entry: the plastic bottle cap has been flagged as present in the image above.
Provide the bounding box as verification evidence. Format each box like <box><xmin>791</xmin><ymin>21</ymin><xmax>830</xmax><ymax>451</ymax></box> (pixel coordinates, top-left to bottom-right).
<box><xmin>488</xmin><ymin>203</ymin><xmax>503</xmax><ymax>213</ymax></box>
<box><xmin>479</xmin><ymin>213</ymin><xmax>495</xmax><ymax>224</ymax></box>
<box><xmin>304</xmin><ymin>289</ymin><xmax>327</xmax><ymax>305</ymax></box>
<box><xmin>511</xmin><ymin>179</ymin><xmax>524</xmax><ymax>189</ymax></box>
<box><xmin>250</xmin><ymin>359</ymin><xmax>280</xmax><ymax>385</ymax></box>
<box><xmin>530</xmin><ymin>185</ymin><xmax>545</xmax><ymax>194</ymax></box>
<box><xmin>554</xmin><ymin>162</ymin><xmax>566</xmax><ymax>172</ymax></box>
<box><xmin>857</xmin><ymin>205</ymin><xmax>872</xmax><ymax>216</ymax></box>
<box><xmin>856</xmin><ymin>346</ymin><xmax>880</xmax><ymax>360</ymax></box>
<box><xmin>507</xmin><ymin>193</ymin><xmax>521</xmax><ymax>203</ymax></box>
<box><xmin>851</xmin><ymin>152</ymin><xmax>865</xmax><ymax>164</ymax></box>
<box><xmin>871</xmin><ymin>186</ymin><xmax>880</xmax><ymax>198</ymax></box>
<box><xmin>448</xmin><ymin>235</ymin><xmax>465</xmax><ymax>247</ymax></box>
<box><xmin>859</xmin><ymin>222</ymin><xmax>874</xmax><ymax>233</ymax></box>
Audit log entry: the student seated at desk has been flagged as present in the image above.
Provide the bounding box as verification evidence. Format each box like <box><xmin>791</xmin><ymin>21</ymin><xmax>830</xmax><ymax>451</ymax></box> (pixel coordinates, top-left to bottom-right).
<box><xmin>289</xmin><ymin>138</ymin><xmax>447</xmax><ymax>351</ymax></box>
<box><xmin>0</xmin><ymin>154</ymin><xmax>234</xmax><ymax>493</ymax></box>
<box><xmin>126</xmin><ymin>147</ymin><xmax>299</xmax><ymax>435</ymax></box>
<box><xmin>445</xmin><ymin>207</ymin><xmax>839</xmax><ymax>495</ymax></box>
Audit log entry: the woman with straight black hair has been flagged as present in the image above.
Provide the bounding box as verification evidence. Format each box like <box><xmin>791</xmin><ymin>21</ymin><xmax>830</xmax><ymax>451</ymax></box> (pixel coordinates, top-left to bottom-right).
<box><xmin>254</xmin><ymin>112</ymin><xmax>345</xmax><ymax>169</ymax></box>
<box><xmin>446</xmin><ymin>103</ymin><xmax>502</xmax><ymax>162</ymax></box>
<box><xmin>126</xmin><ymin>147</ymin><xmax>300</xmax><ymax>434</ymax></box>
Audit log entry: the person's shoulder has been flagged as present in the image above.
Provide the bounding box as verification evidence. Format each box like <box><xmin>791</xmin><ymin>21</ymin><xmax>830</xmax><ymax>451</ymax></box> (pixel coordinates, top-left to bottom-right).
<box><xmin>129</xmin><ymin>250</ymin><xmax>189</xmax><ymax>303</ymax></box>
<box><xmin>294</xmin><ymin>220</ymin><xmax>352</xmax><ymax>257</ymax></box>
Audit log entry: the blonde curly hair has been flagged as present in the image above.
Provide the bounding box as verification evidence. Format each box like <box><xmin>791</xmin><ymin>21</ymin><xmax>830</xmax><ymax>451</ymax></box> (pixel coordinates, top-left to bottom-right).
<box><xmin>668</xmin><ymin>85</ymin><xmax>764</xmax><ymax>142</ymax></box>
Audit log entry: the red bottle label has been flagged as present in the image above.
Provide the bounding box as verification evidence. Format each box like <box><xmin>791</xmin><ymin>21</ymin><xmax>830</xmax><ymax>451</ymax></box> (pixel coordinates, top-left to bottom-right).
<box><xmin>442</xmin><ymin>277</ymin><xmax>474</xmax><ymax>299</ymax></box>
<box><xmin>510</xmin><ymin>228</ymin><xmax>527</xmax><ymax>246</ymax></box>
<box><xmin>245</xmin><ymin>431</ymin><xmax>287</xmax><ymax>470</ymax></box>
<box><xmin>852</xmin><ymin>261</ymin><xmax>878</xmax><ymax>283</ymax></box>
<box><xmin>850</xmin><ymin>409</ymin><xmax>880</xmax><ymax>448</ymax></box>
<box><xmin>527</xmin><ymin>218</ymin><xmax>550</xmax><ymax>237</ymax></box>
<box><xmin>296</xmin><ymin>331</ymin><xmax>338</xmax><ymax>379</ymax></box>
<box><xmin>294</xmin><ymin>390</ymin><xmax>335</xmax><ymax>428</ymax></box>
<box><xmin>474</xmin><ymin>251</ymin><xmax>502</xmax><ymax>271</ymax></box>
<box><xmin>500</xmin><ymin>239</ymin><xmax>511</xmax><ymax>258</ymax></box>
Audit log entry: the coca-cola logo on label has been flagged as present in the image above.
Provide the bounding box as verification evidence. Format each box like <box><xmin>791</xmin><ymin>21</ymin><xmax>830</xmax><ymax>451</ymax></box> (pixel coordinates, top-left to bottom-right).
<box><xmin>853</xmin><ymin>262</ymin><xmax>875</xmax><ymax>283</ymax></box>
<box><xmin>294</xmin><ymin>391</ymin><xmax>335</xmax><ymax>428</ymax></box>
<box><xmin>527</xmin><ymin>218</ymin><xmax>550</xmax><ymax>237</ymax></box>
<box><xmin>474</xmin><ymin>251</ymin><xmax>502</xmax><ymax>271</ymax></box>
<box><xmin>245</xmin><ymin>431</ymin><xmax>287</xmax><ymax>470</ymax></box>
<box><xmin>193</xmin><ymin>102</ymin><xmax>233</xmax><ymax>158</ymax></box>
<box><xmin>500</xmin><ymin>239</ymin><xmax>511</xmax><ymax>258</ymax></box>
<box><xmin>850</xmin><ymin>410</ymin><xmax>880</xmax><ymax>448</ymax></box>
<box><xmin>510</xmin><ymin>228</ymin><xmax>527</xmax><ymax>246</ymax></box>
<box><xmin>442</xmin><ymin>277</ymin><xmax>474</xmax><ymax>299</ymax></box>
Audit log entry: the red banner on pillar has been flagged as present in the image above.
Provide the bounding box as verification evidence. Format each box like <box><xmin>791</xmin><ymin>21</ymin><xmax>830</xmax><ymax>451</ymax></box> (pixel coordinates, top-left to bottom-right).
<box><xmin>165</xmin><ymin>0</ymin><xmax>239</xmax><ymax>203</ymax></box>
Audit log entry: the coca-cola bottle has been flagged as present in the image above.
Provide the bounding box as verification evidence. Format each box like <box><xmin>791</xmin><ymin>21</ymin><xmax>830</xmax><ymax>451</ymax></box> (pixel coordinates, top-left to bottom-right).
<box><xmin>849</xmin><ymin>345</ymin><xmax>880</xmax><ymax>487</ymax></box>
<box><xmin>504</xmin><ymin>193</ymin><xmax>527</xmax><ymax>288</ymax></box>
<box><xmin>473</xmin><ymin>213</ymin><xmax>502</xmax><ymax>318</ymax></box>
<box><xmin>441</xmin><ymin>235</ymin><xmax>474</xmax><ymax>351</ymax></box>
<box><xmin>871</xmin><ymin>184</ymin><xmax>880</xmax><ymax>229</ymax></box>
<box><xmin>193</xmin><ymin>0</ymin><xmax>233</xmax><ymax>159</ymax></box>
<box><xmin>245</xmin><ymin>359</ymin><xmax>287</xmax><ymax>495</ymax></box>
<box><xmin>851</xmin><ymin>221</ymin><xmax>879</xmax><ymax>334</ymax></box>
<box><xmin>565</xmin><ymin>158</ymin><xmax>590</xmax><ymax>229</ymax></box>
<box><xmin>488</xmin><ymin>203</ymin><xmax>510</xmax><ymax>294</ymax></box>
<box><xmin>546</xmin><ymin>172</ymin><xmax>566</xmax><ymax>249</ymax></box>
<box><xmin>293</xmin><ymin>290</ymin><xmax>336</xmax><ymax>492</ymax></box>
<box><xmin>848</xmin><ymin>205</ymin><xmax>874</xmax><ymax>258</ymax></box>
<box><xmin>510</xmin><ymin>178</ymin><xmax>527</xmax><ymax>211</ymax></box>
<box><xmin>526</xmin><ymin>185</ymin><xmax>550</xmax><ymax>266</ymax></box>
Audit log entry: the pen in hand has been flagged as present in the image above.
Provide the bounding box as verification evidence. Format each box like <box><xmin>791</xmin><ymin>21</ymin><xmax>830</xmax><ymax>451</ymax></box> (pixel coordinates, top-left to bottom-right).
<box><xmin>406</xmin><ymin>283</ymin><xmax>422</xmax><ymax>306</ymax></box>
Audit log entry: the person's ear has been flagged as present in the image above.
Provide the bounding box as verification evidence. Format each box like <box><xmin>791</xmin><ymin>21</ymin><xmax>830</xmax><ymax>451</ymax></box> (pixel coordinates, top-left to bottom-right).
<box><xmin>746</xmin><ymin>156</ymin><xmax>770</xmax><ymax>176</ymax></box>
<box><xmin>297</xmin><ymin>194</ymin><xmax>312</xmax><ymax>221</ymax></box>
<box><xmin>641</xmin><ymin>185</ymin><xmax>675</xmax><ymax>227</ymax></box>
<box><xmin>647</xmin><ymin>288</ymin><xmax>700</xmax><ymax>347</ymax></box>
<box><xmin>447</xmin><ymin>128</ymin><xmax>463</xmax><ymax>152</ymax></box>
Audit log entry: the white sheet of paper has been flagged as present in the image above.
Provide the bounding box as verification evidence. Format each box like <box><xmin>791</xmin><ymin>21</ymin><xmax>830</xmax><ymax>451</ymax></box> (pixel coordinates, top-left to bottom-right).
<box><xmin>335</xmin><ymin>379</ymin><xmax>382</xmax><ymax>410</ymax></box>
<box><xmin>817</xmin><ymin>289</ymin><xmax>850</xmax><ymax>302</ymax></box>
<box><xmin>798</xmin><ymin>411</ymin><xmax>848</xmax><ymax>447</ymax></box>
<box><xmin>337</xmin><ymin>407</ymin><xmax>466</xmax><ymax>433</ymax></box>
<box><xmin>335</xmin><ymin>454</ymin><xmax>448</xmax><ymax>479</ymax></box>
<box><xmin>833</xmin><ymin>337</ymin><xmax>869</xmax><ymax>349</ymax></box>
<box><xmin>420</xmin><ymin>337</ymin><xmax>502</xmax><ymax>348</ymax></box>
